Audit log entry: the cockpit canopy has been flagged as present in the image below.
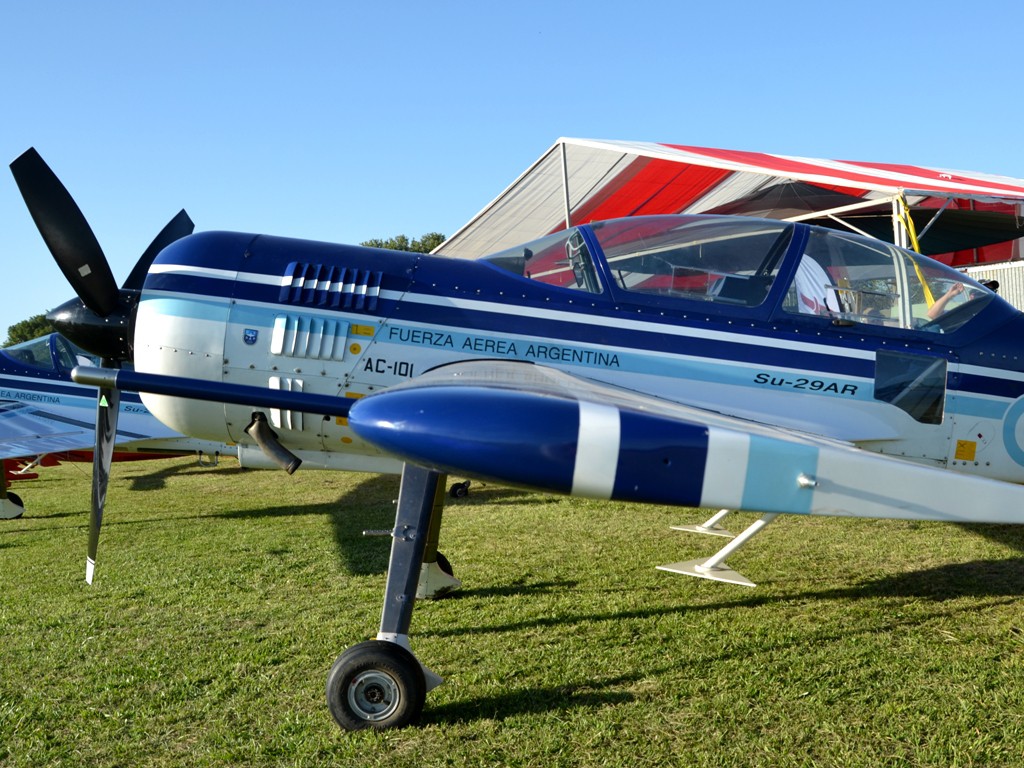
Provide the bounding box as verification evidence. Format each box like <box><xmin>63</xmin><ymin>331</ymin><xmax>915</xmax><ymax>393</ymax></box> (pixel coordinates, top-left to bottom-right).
<box><xmin>480</xmin><ymin>214</ymin><xmax>997</xmax><ymax>334</ymax></box>
<box><xmin>2</xmin><ymin>334</ymin><xmax>99</xmax><ymax>372</ymax></box>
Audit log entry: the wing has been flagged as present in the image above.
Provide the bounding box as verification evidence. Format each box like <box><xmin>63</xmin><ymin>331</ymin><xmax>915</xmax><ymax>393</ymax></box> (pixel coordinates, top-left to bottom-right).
<box><xmin>0</xmin><ymin>400</ymin><xmax>98</xmax><ymax>459</ymax></box>
<box><xmin>0</xmin><ymin>398</ymin><xmax>183</xmax><ymax>461</ymax></box>
<box><xmin>347</xmin><ymin>360</ymin><xmax>1024</xmax><ymax>525</ymax></box>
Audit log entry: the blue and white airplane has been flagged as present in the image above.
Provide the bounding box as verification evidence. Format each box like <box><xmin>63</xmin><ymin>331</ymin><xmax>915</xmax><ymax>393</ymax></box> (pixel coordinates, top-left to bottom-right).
<box><xmin>12</xmin><ymin>147</ymin><xmax>1024</xmax><ymax>730</ymax></box>
<box><xmin>0</xmin><ymin>332</ymin><xmax>232</xmax><ymax>519</ymax></box>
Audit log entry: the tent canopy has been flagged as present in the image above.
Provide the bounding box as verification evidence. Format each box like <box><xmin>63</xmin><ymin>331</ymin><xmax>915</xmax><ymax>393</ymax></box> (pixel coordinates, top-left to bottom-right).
<box><xmin>436</xmin><ymin>138</ymin><xmax>1024</xmax><ymax>264</ymax></box>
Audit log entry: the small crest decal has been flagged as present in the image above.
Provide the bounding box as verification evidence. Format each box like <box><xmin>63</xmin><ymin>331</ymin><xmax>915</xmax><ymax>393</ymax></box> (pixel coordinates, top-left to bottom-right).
<box><xmin>243</xmin><ymin>329</ymin><xmax>259</xmax><ymax>346</ymax></box>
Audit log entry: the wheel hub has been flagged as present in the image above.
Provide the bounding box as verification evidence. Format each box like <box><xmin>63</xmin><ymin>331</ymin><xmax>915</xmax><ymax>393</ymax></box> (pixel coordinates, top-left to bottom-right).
<box><xmin>348</xmin><ymin>670</ymin><xmax>400</xmax><ymax>721</ymax></box>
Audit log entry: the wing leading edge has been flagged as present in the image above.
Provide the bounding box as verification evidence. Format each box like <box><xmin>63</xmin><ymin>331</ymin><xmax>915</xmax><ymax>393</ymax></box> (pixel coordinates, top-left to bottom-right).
<box><xmin>0</xmin><ymin>397</ymin><xmax>187</xmax><ymax>461</ymax></box>
<box><xmin>347</xmin><ymin>360</ymin><xmax>1024</xmax><ymax>525</ymax></box>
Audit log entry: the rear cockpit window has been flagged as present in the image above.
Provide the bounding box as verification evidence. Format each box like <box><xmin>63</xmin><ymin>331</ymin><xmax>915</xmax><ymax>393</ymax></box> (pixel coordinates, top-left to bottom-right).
<box><xmin>589</xmin><ymin>216</ymin><xmax>793</xmax><ymax>307</ymax></box>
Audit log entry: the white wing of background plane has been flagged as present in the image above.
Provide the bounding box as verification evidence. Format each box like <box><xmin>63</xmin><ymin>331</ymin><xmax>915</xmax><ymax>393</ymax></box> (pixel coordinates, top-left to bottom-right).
<box><xmin>0</xmin><ymin>397</ymin><xmax>190</xmax><ymax>461</ymax></box>
<box><xmin>0</xmin><ymin>400</ymin><xmax>98</xmax><ymax>459</ymax></box>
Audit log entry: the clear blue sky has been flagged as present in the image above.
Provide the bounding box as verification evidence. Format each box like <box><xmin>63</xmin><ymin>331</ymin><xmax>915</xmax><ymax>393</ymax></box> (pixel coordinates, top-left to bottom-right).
<box><xmin>3</xmin><ymin>1</ymin><xmax>1023</xmax><ymax>336</ymax></box>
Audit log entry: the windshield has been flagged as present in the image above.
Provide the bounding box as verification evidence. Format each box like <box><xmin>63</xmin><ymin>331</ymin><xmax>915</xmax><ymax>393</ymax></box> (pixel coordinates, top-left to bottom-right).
<box><xmin>588</xmin><ymin>215</ymin><xmax>793</xmax><ymax>307</ymax></box>
<box><xmin>2</xmin><ymin>335</ymin><xmax>99</xmax><ymax>372</ymax></box>
<box><xmin>3</xmin><ymin>336</ymin><xmax>56</xmax><ymax>370</ymax></box>
<box><xmin>480</xmin><ymin>228</ymin><xmax>602</xmax><ymax>293</ymax></box>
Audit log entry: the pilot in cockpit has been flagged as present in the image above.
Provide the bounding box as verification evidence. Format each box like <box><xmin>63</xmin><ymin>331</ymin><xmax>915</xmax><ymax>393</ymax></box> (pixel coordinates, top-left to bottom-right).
<box><xmin>793</xmin><ymin>255</ymin><xmax>842</xmax><ymax>315</ymax></box>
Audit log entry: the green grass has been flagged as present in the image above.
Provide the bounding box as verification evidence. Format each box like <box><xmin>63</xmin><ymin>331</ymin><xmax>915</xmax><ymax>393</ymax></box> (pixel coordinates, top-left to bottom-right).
<box><xmin>2</xmin><ymin>457</ymin><xmax>1024</xmax><ymax>767</ymax></box>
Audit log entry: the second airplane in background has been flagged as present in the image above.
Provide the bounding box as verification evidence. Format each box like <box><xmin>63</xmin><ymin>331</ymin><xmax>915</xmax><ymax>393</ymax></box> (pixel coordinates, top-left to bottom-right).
<box><xmin>0</xmin><ymin>332</ymin><xmax>231</xmax><ymax>519</ymax></box>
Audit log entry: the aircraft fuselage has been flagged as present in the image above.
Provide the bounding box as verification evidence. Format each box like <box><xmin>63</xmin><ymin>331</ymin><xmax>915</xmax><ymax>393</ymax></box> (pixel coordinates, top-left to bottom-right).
<box><xmin>134</xmin><ymin>216</ymin><xmax>1024</xmax><ymax>485</ymax></box>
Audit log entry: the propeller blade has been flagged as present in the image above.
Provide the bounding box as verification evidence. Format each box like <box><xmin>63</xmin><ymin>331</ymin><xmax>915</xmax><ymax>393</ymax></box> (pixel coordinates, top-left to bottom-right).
<box><xmin>86</xmin><ymin>374</ymin><xmax>120</xmax><ymax>584</ymax></box>
<box><xmin>10</xmin><ymin>148</ymin><xmax>120</xmax><ymax>317</ymax></box>
<box><xmin>122</xmin><ymin>209</ymin><xmax>195</xmax><ymax>291</ymax></box>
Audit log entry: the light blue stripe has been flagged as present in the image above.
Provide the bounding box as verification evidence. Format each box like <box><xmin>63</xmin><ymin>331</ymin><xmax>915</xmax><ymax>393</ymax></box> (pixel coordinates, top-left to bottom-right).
<box><xmin>139</xmin><ymin>296</ymin><xmax>1022</xmax><ymax>417</ymax></box>
<box><xmin>741</xmin><ymin>435</ymin><xmax>818</xmax><ymax>515</ymax></box>
<box><xmin>140</xmin><ymin>295</ymin><xmax>231</xmax><ymax>323</ymax></box>
<box><xmin>378</xmin><ymin>323</ymin><xmax>876</xmax><ymax>401</ymax></box>
<box><xmin>949</xmin><ymin>395</ymin><xmax>1008</xmax><ymax>420</ymax></box>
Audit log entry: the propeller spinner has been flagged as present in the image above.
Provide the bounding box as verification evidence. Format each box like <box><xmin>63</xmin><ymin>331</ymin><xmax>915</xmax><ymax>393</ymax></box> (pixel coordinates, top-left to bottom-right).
<box><xmin>9</xmin><ymin>148</ymin><xmax>194</xmax><ymax>583</ymax></box>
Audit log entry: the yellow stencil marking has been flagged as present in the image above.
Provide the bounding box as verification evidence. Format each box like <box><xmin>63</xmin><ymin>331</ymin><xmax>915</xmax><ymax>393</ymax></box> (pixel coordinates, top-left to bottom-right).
<box><xmin>954</xmin><ymin>440</ymin><xmax>977</xmax><ymax>461</ymax></box>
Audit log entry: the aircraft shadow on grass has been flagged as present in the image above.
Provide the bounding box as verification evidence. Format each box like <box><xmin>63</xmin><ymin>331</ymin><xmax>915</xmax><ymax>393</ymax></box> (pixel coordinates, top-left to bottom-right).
<box><xmin>193</xmin><ymin>472</ymin><xmax>397</xmax><ymax>576</ymax></box>
<box><xmin>442</xmin><ymin>579</ymin><xmax>580</xmax><ymax>601</ymax></box>
<box><xmin>419</xmin><ymin>558</ymin><xmax>1024</xmax><ymax>725</ymax></box>
<box><xmin>422</xmin><ymin>556</ymin><xmax>1024</xmax><ymax>643</ymax></box>
<box><xmin>123</xmin><ymin>459</ymin><xmax>237</xmax><ymax>492</ymax></box>
<box><xmin>206</xmin><ymin>472</ymin><xmax>543</xmax><ymax>577</ymax></box>
<box><xmin>124</xmin><ymin>458</ymin><xmax>1024</xmax><ymax>601</ymax></box>
<box><xmin>424</xmin><ymin>673</ymin><xmax>639</xmax><ymax>726</ymax></box>
<box><xmin>960</xmin><ymin>523</ymin><xmax>1024</xmax><ymax>553</ymax></box>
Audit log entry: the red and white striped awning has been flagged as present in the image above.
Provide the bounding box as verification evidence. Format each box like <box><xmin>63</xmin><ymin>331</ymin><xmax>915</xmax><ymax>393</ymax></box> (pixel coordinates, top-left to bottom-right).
<box><xmin>436</xmin><ymin>138</ymin><xmax>1024</xmax><ymax>265</ymax></box>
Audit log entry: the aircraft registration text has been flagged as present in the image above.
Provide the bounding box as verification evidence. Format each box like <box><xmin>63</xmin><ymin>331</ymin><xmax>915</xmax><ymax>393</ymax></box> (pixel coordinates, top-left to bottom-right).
<box><xmin>753</xmin><ymin>373</ymin><xmax>858</xmax><ymax>396</ymax></box>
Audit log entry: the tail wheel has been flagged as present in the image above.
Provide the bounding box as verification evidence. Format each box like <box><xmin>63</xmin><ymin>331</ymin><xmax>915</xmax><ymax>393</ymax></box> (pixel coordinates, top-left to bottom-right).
<box><xmin>2</xmin><ymin>492</ymin><xmax>24</xmax><ymax>520</ymax></box>
<box><xmin>326</xmin><ymin>640</ymin><xmax>426</xmax><ymax>730</ymax></box>
<box><xmin>448</xmin><ymin>480</ymin><xmax>470</xmax><ymax>499</ymax></box>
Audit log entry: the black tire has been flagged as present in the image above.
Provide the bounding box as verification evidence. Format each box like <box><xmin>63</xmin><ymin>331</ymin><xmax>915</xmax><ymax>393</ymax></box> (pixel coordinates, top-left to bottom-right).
<box><xmin>326</xmin><ymin>640</ymin><xmax>426</xmax><ymax>731</ymax></box>
<box><xmin>435</xmin><ymin>552</ymin><xmax>453</xmax><ymax>577</ymax></box>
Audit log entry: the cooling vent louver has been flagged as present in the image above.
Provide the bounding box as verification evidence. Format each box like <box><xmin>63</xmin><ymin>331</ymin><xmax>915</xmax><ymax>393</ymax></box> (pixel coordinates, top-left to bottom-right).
<box><xmin>280</xmin><ymin>262</ymin><xmax>382</xmax><ymax>311</ymax></box>
<box><xmin>271</xmin><ymin>315</ymin><xmax>349</xmax><ymax>361</ymax></box>
<box><xmin>269</xmin><ymin>376</ymin><xmax>304</xmax><ymax>431</ymax></box>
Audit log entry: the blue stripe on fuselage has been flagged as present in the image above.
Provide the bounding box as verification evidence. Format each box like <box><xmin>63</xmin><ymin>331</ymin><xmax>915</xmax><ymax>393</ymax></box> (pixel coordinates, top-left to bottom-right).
<box><xmin>142</xmin><ymin>257</ymin><xmax>1024</xmax><ymax>408</ymax></box>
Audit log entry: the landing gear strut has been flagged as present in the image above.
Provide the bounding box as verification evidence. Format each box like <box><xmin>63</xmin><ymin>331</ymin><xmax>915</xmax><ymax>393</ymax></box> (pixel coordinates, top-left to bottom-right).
<box><xmin>327</xmin><ymin>464</ymin><xmax>445</xmax><ymax>730</ymax></box>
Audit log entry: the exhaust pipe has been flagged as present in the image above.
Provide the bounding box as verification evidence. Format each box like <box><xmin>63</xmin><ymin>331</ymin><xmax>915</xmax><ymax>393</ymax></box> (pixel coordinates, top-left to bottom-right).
<box><xmin>244</xmin><ymin>412</ymin><xmax>302</xmax><ymax>474</ymax></box>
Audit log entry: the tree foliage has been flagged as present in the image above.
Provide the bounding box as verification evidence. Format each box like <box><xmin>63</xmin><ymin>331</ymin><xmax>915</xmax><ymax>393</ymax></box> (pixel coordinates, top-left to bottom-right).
<box><xmin>4</xmin><ymin>314</ymin><xmax>56</xmax><ymax>347</ymax></box>
<box><xmin>360</xmin><ymin>232</ymin><xmax>446</xmax><ymax>253</ymax></box>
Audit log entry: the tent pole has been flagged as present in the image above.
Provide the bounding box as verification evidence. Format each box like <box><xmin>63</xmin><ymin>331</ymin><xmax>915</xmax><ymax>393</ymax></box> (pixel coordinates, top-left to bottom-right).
<box><xmin>892</xmin><ymin>196</ymin><xmax>907</xmax><ymax>248</ymax></box>
<box><xmin>561</xmin><ymin>141</ymin><xmax>572</xmax><ymax>229</ymax></box>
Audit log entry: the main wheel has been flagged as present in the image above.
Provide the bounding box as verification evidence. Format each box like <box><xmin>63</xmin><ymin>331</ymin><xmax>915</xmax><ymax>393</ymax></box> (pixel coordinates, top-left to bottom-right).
<box><xmin>326</xmin><ymin>640</ymin><xmax>426</xmax><ymax>730</ymax></box>
<box><xmin>448</xmin><ymin>480</ymin><xmax>470</xmax><ymax>499</ymax></box>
